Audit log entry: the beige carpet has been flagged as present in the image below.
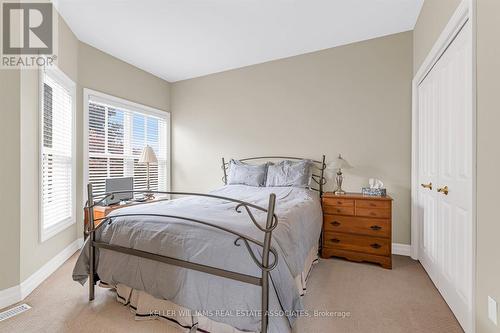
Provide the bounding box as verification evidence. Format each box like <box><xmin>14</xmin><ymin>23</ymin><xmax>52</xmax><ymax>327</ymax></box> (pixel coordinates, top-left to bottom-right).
<box><xmin>0</xmin><ymin>254</ymin><xmax>463</xmax><ymax>333</ymax></box>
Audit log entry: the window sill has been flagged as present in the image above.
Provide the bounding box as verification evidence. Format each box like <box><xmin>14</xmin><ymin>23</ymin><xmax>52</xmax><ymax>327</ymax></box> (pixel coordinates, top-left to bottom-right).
<box><xmin>40</xmin><ymin>217</ymin><xmax>76</xmax><ymax>243</ymax></box>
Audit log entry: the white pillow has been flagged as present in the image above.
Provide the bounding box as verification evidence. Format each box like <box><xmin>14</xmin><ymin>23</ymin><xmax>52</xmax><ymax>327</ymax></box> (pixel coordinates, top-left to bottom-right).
<box><xmin>227</xmin><ymin>160</ymin><xmax>268</xmax><ymax>187</ymax></box>
<box><xmin>265</xmin><ymin>160</ymin><xmax>313</xmax><ymax>187</ymax></box>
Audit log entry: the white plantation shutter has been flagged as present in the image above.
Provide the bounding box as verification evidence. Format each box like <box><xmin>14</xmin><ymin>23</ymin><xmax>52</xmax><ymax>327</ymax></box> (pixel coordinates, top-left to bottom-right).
<box><xmin>41</xmin><ymin>69</ymin><xmax>75</xmax><ymax>238</ymax></box>
<box><xmin>87</xmin><ymin>95</ymin><xmax>168</xmax><ymax>198</ymax></box>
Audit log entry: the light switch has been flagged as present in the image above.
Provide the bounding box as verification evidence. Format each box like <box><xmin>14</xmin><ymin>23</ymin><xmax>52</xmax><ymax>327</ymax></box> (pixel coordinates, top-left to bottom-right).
<box><xmin>488</xmin><ymin>296</ymin><xmax>498</xmax><ymax>326</ymax></box>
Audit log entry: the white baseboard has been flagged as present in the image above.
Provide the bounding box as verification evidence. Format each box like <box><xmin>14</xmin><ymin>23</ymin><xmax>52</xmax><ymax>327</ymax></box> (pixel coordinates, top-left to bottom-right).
<box><xmin>392</xmin><ymin>243</ymin><xmax>411</xmax><ymax>256</ymax></box>
<box><xmin>0</xmin><ymin>237</ymin><xmax>83</xmax><ymax>310</ymax></box>
<box><xmin>0</xmin><ymin>285</ymin><xmax>22</xmax><ymax>310</ymax></box>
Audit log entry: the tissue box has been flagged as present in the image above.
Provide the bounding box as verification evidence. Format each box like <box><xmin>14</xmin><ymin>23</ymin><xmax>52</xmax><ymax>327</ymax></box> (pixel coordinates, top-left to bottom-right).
<box><xmin>362</xmin><ymin>187</ymin><xmax>387</xmax><ymax>196</ymax></box>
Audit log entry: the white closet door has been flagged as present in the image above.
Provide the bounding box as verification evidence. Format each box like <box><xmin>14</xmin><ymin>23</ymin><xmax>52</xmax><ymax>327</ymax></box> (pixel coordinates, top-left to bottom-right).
<box><xmin>417</xmin><ymin>64</ymin><xmax>440</xmax><ymax>284</ymax></box>
<box><xmin>417</xmin><ymin>21</ymin><xmax>472</xmax><ymax>332</ymax></box>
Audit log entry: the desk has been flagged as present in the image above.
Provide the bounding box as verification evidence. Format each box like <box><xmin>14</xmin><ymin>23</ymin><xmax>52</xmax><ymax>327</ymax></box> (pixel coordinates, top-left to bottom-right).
<box><xmin>83</xmin><ymin>198</ymin><xmax>161</xmax><ymax>237</ymax></box>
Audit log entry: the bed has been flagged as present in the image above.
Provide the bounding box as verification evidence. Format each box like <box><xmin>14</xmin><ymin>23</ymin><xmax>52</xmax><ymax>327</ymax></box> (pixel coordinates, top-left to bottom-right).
<box><xmin>73</xmin><ymin>156</ymin><xmax>326</xmax><ymax>333</ymax></box>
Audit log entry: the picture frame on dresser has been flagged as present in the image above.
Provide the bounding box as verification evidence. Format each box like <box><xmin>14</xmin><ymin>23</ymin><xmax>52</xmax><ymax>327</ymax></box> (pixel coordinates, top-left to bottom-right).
<box><xmin>321</xmin><ymin>192</ymin><xmax>393</xmax><ymax>269</ymax></box>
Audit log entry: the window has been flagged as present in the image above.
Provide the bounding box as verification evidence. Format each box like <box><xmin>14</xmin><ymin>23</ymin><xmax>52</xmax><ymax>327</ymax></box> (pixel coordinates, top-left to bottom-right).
<box><xmin>40</xmin><ymin>68</ymin><xmax>76</xmax><ymax>241</ymax></box>
<box><xmin>84</xmin><ymin>90</ymin><xmax>170</xmax><ymax>199</ymax></box>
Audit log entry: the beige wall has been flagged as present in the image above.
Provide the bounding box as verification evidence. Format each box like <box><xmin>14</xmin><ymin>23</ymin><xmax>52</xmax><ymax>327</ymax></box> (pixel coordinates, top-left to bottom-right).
<box><xmin>172</xmin><ymin>31</ymin><xmax>413</xmax><ymax>245</ymax></box>
<box><xmin>3</xmin><ymin>13</ymin><xmax>170</xmax><ymax>289</ymax></box>
<box><xmin>77</xmin><ymin>43</ymin><xmax>170</xmax><ymax>113</ymax></box>
<box><xmin>76</xmin><ymin>42</ymin><xmax>171</xmax><ymax>234</ymax></box>
<box><xmin>413</xmin><ymin>0</ymin><xmax>461</xmax><ymax>73</ymax></box>
<box><xmin>0</xmin><ymin>69</ymin><xmax>21</xmax><ymax>290</ymax></box>
<box><xmin>476</xmin><ymin>0</ymin><xmax>500</xmax><ymax>332</ymax></box>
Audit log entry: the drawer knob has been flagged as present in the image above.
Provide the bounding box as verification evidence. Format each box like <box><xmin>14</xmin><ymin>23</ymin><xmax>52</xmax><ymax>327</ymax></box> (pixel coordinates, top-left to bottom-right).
<box><xmin>330</xmin><ymin>238</ymin><xmax>340</xmax><ymax>243</ymax></box>
<box><xmin>370</xmin><ymin>225</ymin><xmax>382</xmax><ymax>231</ymax></box>
<box><xmin>331</xmin><ymin>221</ymin><xmax>341</xmax><ymax>226</ymax></box>
<box><xmin>370</xmin><ymin>243</ymin><xmax>382</xmax><ymax>249</ymax></box>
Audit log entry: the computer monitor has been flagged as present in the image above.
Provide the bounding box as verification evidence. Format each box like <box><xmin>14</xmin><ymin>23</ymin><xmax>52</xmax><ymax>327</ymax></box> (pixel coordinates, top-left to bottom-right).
<box><xmin>105</xmin><ymin>177</ymin><xmax>134</xmax><ymax>205</ymax></box>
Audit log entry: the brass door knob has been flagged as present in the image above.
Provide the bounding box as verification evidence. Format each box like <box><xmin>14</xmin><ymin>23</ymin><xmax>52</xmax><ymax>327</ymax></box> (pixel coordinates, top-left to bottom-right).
<box><xmin>437</xmin><ymin>186</ymin><xmax>449</xmax><ymax>195</ymax></box>
<box><xmin>421</xmin><ymin>182</ymin><xmax>432</xmax><ymax>190</ymax></box>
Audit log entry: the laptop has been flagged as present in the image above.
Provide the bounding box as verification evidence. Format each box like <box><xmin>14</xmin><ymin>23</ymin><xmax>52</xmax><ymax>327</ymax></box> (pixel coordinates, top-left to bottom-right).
<box><xmin>105</xmin><ymin>177</ymin><xmax>134</xmax><ymax>205</ymax></box>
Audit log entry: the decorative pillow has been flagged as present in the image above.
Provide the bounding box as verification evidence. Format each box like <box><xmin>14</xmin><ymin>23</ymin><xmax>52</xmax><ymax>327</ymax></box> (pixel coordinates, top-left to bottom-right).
<box><xmin>227</xmin><ymin>159</ymin><xmax>268</xmax><ymax>187</ymax></box>
<box><xmin>265</xmin><ymin>159</ymin><xmax>313</xmax><ymax>187</ymax></box>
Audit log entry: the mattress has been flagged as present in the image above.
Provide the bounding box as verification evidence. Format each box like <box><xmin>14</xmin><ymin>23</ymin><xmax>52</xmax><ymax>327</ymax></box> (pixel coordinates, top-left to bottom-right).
<box><xmin>73</xmin><ymin>185</ymin><xmax>323</xmax><ymax>332</ymax></box>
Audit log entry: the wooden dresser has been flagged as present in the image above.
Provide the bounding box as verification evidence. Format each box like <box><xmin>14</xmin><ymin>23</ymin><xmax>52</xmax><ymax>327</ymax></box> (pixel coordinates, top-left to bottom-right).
<box><xmin>321</xmin><ymin>192</ymin><xmax>393</xmax><ymax>269</ymax></box>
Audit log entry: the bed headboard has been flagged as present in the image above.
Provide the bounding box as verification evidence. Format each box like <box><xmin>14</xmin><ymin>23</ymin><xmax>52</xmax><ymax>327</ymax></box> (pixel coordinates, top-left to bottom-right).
<box><xmin>221</xmin><ymin>155</ymin><xmax>327</xmax><ymax>196</ymax></box>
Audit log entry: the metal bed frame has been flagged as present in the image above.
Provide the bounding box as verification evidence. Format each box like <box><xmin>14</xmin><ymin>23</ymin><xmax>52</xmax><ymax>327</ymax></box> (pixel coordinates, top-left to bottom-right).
<box><xmin>85</xmin><ymin>155</ymin><xmax>326</xmax><ymax>333</ymax></box>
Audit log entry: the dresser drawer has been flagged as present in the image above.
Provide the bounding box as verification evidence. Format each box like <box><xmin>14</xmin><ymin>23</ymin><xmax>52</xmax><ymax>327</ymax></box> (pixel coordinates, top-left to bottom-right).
<box><xmin>323</xmin><ymin>215</ymin><xmax>390</xmax><ymax>238</ymax></box>
<box><xmin>323</xmin><ymin>205</ymin><xmax>354</xmax><ymax>216</ymax></box>
<box><xmin>322</xmin><ymin>197</ymin><xmax>354</xmax><ymax>207</ymax></box>
<box><xmin>355</xmin><ymin>207</ymin><xmax>391</xmax><ymax>218</ymax></box>
<box><xmin>356</xmin><ymin>199</ymin><xmax>390</xmax><ymax>209</ymax></box>
<box><xmin>323</xmin><ymin>232</ymin><xmax>390</xmax><ymax>256</ymax></box>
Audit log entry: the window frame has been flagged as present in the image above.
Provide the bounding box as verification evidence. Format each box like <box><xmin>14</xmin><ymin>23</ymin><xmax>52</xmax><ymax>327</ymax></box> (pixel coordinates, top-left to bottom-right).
<box><xmin>83</xmin><ymin>88</ymin><xmax>171</xmax><ymax>205</ymax></box>
<box><xmin>39</xmin><ymin>67</ymin><xmax>77</xmax><ymax>242</ymax></box>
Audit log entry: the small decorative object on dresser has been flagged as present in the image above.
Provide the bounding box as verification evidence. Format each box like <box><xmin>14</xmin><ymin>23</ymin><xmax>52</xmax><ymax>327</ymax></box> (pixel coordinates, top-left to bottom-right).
<box><xmin>327</xmin><ymin>154</ymin><xmax>352</xmax><ymax>195</ymax></box>
<box><xmin>321</xmin><ymin>192</ymin><xmax>393</xmax><ymax>269</ymax></box>
<box><xmin>361</xmin><ymin>178</ymin><xmax>387</xmax><ymax>196</ymax></box>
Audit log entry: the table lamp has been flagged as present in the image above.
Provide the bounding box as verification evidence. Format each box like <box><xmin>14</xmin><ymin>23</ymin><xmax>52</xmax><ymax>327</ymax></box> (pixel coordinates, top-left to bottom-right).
<box><xmin>139</xmin><ymin>145</ymin><xmax>158</xmax><ymax>199</ymax></box>
<box><xmin>327</xmin><ymin>154</ymin><xmax>353</xmax><ymax>195</ymax></box>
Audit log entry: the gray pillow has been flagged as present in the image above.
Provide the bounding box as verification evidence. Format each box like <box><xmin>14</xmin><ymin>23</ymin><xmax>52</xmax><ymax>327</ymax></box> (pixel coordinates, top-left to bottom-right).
<box><xmin>265</xmin><ymin>159</ymin><xmax>313</xmax><ymax>187</ymax></box>
<box><xmin>227</xmin><ymin>159</ymin><xmax>268</xmax><ymax>187</ymax></box>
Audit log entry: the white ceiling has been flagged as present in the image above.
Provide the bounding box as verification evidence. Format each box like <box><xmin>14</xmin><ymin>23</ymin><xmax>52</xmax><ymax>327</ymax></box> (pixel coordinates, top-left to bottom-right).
<box><xmin>55</xmin><ymin>0</ymin><xmax>423</xmax><ymax>82</ymax></box>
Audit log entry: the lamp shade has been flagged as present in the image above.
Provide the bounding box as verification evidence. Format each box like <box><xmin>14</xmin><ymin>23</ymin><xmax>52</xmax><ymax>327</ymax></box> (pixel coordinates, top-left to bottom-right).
<box><xmin>327</xmin><ymin>154</ymin><xmax>352</xmax><ymax>171</ymax></box>
<box><xmin>139</xmin><ymin>146</ymin><xmax>158</xmax><ymax>163</ymax></box>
